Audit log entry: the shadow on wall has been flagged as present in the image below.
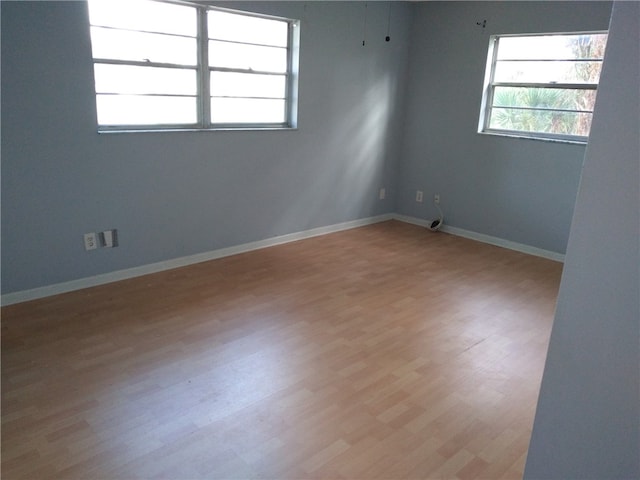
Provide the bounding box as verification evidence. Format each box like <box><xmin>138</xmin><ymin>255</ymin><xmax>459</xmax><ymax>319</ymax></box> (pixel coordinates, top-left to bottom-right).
<box><xmin>270</xmin><ymin>72</ymin><xmax>396</xmax><ymax>234</ymax></box>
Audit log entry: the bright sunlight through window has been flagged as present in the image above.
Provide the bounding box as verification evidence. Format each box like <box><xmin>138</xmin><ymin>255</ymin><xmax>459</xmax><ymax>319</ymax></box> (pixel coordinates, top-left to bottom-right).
<box><xmin>479</xmin><ymin>32</ymin><xmax>607</xmax><ymax>142</ymax></box>
<box><xmin>87</xmin><ymin>0</ymin><xmax>299</xmax><ymax>131</ymax></box>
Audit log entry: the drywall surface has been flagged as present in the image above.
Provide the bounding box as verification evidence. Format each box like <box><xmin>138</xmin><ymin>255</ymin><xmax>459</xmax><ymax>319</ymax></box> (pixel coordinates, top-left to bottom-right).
<box><xmin>525</xmin><ymin>1</ymin><xmax>639</xmax><ymax>478</ymax></box>
<box><xmin>1</xmin><ymin>1</ymin><xmax>411</xmax><ymax>294</ymax></box>
<box><xmin>397</xmin><ymin>1</ymin><xmax>613</xmax><ymax>255</ymax></box>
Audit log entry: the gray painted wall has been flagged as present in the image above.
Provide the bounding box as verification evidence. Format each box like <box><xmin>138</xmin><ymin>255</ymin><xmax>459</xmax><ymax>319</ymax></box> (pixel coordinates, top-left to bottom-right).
<box><xmin>525</xmin><ymin>2</ymin><xmax>640</xmax><ymax>478</ymax></box>
<box><xmin>397</xmin><ymin>1</ymin><xmax>612</xmax><ymax>254</ymax></box>
<box><xmin>1</xmin><ymin>1</ymin><xmax>411</xmax><ymax>294</ymax></box>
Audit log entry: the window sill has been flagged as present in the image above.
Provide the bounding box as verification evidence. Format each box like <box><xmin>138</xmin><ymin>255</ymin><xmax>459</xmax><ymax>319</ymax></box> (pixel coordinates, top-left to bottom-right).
<box><xmin>98</xmin><ymin>126</ymin><xmax>298</xmax><ymax>134</ymax></box>
<box><xmin>478</xmin><ymin>130</ymin><xmax>587</xmax><ymax>146</ymax></box>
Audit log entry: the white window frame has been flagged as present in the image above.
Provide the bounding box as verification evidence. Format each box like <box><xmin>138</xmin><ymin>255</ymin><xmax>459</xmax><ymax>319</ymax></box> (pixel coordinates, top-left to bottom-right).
<box><xmin>478</xmin><ymin>31</ymin><xmax>607</xmax><ymax>144</ymax></box>
<box><xmin>88</xmin><ymin>1</ymin><xmax>300</xmax><ymax>132</ymax></box>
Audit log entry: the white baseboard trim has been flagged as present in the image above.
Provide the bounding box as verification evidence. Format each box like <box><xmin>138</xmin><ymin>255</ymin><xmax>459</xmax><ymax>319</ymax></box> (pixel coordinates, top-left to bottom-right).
<box><xmin>1</xmin><ymin>214</ymin><xmax>394</xmax><ymax>306</ymax></box>
<box><xmin>393</xmin><ymin>214</ymin><xmax>565</xmax><ymax>263</ymax></box>
<box><xmin>1</xmin><ymin>213</ymin><xmax>564</xmax><ymax>306</ymax></box>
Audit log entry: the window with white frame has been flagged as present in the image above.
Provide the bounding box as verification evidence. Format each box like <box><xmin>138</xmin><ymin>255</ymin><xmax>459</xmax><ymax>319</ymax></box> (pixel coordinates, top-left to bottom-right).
<box><xmin>87</xmin><ymin>0</ymin><xmax>299</xmax><ymax>131</ymax></box>
<box><xmin>479</xmin><ymin>32</ymin><xmax>607</xmax><ymax>142</ymax></box>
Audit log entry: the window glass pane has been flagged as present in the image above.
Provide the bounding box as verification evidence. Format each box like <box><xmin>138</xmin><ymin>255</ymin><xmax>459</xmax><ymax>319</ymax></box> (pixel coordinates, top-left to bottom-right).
<box><xmin>88</xmin><ymin>0</ymin><xmax>196</xmax><ymax>37</ymax></box>
<box><xmin>494</xmin><ymin>60</ymin><xmax>603</xmax><ymax>83</ymax></box>
<box><xmin>208</xmin><ymin>11</ymin><xmax>288</xmax><ymax>47</ymax></box>
<box><xmin>493</xmin><ymin>86</ymin><xmax>597</xmax><ymax>112</ymax></box>
<box><xmin>94</xmin><ymin>65</ymin><xmax>196</xmax><ymax>95</ymax></box>
<box><xmin>211</xmin><ymin>98</ymin><xmax>285</xmax><ymax>123</ymax></box>
<box><xmin>482</xmin><ymin>32</ymin><xmax>606</xmax><ymax>140</ymax></box>
<box><xmin>489</xmin><ymin>107</ymin><xmax>592</xmax><ymax>137</ymax></box>
<box><xmin>209</xmin><ymin>41</ymin><xmax>287</xmax><ymax>73</ymax></box>
<box><xmin>88</xmin><ymin>2</ymin><xmax>297</xmax><ymax>129</ymax></box>
<box><xmin>496</xmin><ymin>34</ymin><xmax>608</xmax><ymax>61</ymax></box>
<box><xmin>90</xmin><ymin>27</ymin><xmax>197</xmax><ymax>65</ymax></box>
<box><xmin>96</xmin><ymin>95</ymin><xmax>197</xmax><ymax>125</ymax></box>
<box><xmin>210</xmin><ymin>72</ymin><xmax>286</xmax><ymax>99</ymax></box>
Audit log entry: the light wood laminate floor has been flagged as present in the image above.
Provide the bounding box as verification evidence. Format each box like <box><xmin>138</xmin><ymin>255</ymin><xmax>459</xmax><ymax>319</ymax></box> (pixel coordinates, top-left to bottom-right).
<box><xmin>1</xmin><ymin>221</ymin><xmax>562</xmax><ymax>479</ymax></box>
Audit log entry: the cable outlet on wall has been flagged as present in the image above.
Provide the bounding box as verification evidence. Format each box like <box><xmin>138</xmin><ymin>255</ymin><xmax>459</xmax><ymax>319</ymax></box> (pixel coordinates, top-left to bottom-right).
<box><xmin>84</xmin><ymin>232</ymin><xmax>97</xmax><ymax>251</ymax></box>
<box><xmin>416</xmin><ymin>190</ymin><xmax>424</xmax><ymax>202</ymax></box>
<box><xmin>434</xmin><ymin>193</ymin><xmax>440</xmax><ymax>204</ymax></box>
<box><xmin>379</xmin><ymin>188</ymin><xmax>386</xmax><ymax>200</ymax></box>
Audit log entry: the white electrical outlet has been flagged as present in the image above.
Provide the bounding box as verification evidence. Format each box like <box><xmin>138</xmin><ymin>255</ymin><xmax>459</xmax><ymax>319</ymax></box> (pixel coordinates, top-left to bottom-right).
<box><xmin>434</xmin><ymin>194</ymin><xmax>440</xmax><ymax>204</ymax></box>
<box><xmin>379</xmin><ymin>188</ymin><xmax>386</xmax><ymax>200</ymax></box>
<box><xmin>416</xmin><ymin>190</ymin><xmax>424</xmax><ymax>202</ymax></box>
<box><xmin>84</xmin><ymin>232</ymin><xmax>97</xmax><ymax>251</ymax></box>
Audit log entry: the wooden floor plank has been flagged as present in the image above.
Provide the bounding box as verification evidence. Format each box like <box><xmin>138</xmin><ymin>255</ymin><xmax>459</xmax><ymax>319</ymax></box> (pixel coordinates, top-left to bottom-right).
<box><xmin>1</xmin><ymin>221</ymin><xmax>562</xmax><ymax>479</ymax></box>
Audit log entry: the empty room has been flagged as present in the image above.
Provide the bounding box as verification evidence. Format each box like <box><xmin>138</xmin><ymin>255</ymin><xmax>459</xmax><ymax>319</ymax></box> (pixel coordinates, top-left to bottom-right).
<box><xmin>1</xmin><ymin>1</ymin><xmax>638</xmax><ymax>479</ymax></box>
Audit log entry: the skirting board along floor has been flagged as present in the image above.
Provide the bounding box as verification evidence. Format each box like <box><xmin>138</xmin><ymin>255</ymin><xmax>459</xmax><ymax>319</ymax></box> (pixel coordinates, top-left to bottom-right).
<box><xmin>1</xmin><ymin>215</ymin><xmax>564</xmax><ymax>306</ymax></box>
<box><xmin>394</xmin><ymin>215</ymin><xmax>565</xmax><ymax>263</ymax></box>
